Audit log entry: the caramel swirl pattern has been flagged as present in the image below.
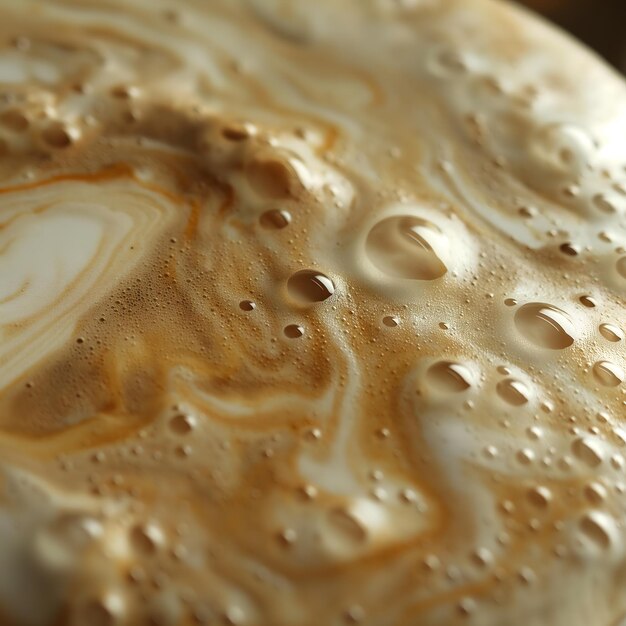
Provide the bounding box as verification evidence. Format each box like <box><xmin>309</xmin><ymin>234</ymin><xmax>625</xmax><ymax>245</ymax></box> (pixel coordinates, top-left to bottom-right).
<box><xmin>0</xmin><ymin>1</ymin><xmax>625</xmax><ymax>625</ymax></box>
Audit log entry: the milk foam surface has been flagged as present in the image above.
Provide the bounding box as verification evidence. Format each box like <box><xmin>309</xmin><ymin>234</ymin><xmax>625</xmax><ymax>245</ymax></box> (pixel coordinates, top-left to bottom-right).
<box><xmin>0</xmin><ymin>1</ymin><xmax>625</xmax><ymax>625</ymax></box>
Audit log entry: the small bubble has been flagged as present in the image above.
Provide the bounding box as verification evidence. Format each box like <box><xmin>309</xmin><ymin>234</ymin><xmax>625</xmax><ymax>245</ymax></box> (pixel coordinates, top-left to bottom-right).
<box><xmin>41</xmin><ymin>122</ymin><xmax>75</xmax><ymax>148</ymax></box>
<box><xmin>527</xmin><ymin>486</ymin><xmax>552</xmax><ymax>508</ymax></box>
<box><xmin>559</xmin><ymin>242</ymin><xmax>580</xmax><ymax>256</ymax></box>
<box><xmin>584</xmin><ymin>482</ymin><xmax>607</xmax><ymax>504</ymax></box>
<box><xmin>593</xmin><ymin>361</ymin><xmax>624</xmax><ymax>387</ymax></box>
<box><xmin>593</xmin><ymin>193</ymin><xmax>618</xmax><ymax>214</ymax></box>
<box><xmin>422</xmin><ymin>554</ymin><xmax>441</xmax><ymax>571</ymax></box>
<box><xmin>430</xmin><ymin>47</ymin><xmax>469</xmax><ymax>76</ymax></box>
<box><xmin>514</xmin><ymin>303</ymin><xmax>575</xmax><ymax>349</ymax></box>
<box><xmin>169</xmin><ymin>414</ymin><xmax>196</xmax><ymax>435</ymax></box>
<box><xmin>608</xmin><ymin>427</ymin><xmax>626</xmax><ymax>448</ymax></box>
<box><xmin>554</xmin><ymin>545</ymin><xmax>568</xmax><ymax>558</ymax></box>
<box><xmin>500</xmin><ymin>500</ymin><xmax>515</xmax><ymax>514</ymax></box>
<box><xmin>306</xmin><ymin>427</ymin><xmax>322</xmax><ymax>441</ymax></box>
<box><xmin>239</xmin><ymin>300</ymin><xmax>256</xmax><ymax>311</ymax></box>
<box><xmin>616</xmin><ymin>257</ymin><xmax>626</xmax><ymax>279</ymax></box>
<box><xmin>127</xmin><ymin>566</ymin><xmax>146</xmax><ymax>585</ymax></box>
<box><xmin>580</xmin><ymin>512</ymin><xmax>613</xmax><ymax>549</ymax></box>
<box><xmin>130</xmin><ymin>523</ymin><xmax>164</xmax><ymax>554</ymax></box>
<box><xmin>284</xmin><ymin>324</ymin><xmax>304</xmax><ymax>339</ymax></box>
<box><xmin>111</xmin><ymin>85</ymin><xmax>138</xmax><ymax>99</ymax></box>
<box><xmin>328</xmin><ymin>507</ymin><xmax>367</xmax><ymax>543</ymax></box>
<box><xmin>457</xmin><ymin>597</ymin><xmax>476</xmax><ymax>617</ymax></box>
<box><xmin>371</xmin><ymin>486</ymin><xmax>387</xmax><ymax>501</ymax></box>
<box><xmin>426</xmin><ymin>361</ymin><xmax>472</xmax><ymax>393</ymax></box>
<box><xmin>92</xmin><ymin>451</ymin><xmax>106</xmax><ymax>464</ymax></box>
<box><xmin>175</xmin><ymin>445</ymin><xmax>192</xmax><ymax>458</ymax></box>
<box><xmin>496</xmin><ymin>379</ymin><xmax>529</xmax><ymax>406</ymax></box>
<box><xmin>277</xmin><ymin>528</ymin><xmax>297</xmax><ymax>546</ymax></box>
<box><xmin>399</xmin><ymin>488</ymin><xmax>418</xmax><ymax>504</ymax></box>
<box><xmin>222</xmin><ymin>123</ymin><xmax>253</xmax><ymax>141</ymax></box>
<box><xmin>517</xmin><ymin>449</ymin><xmax>535</xmax><ymax>465</ymax></box>
<box><xmin>597</xmin><ymin>411</ymin><xmax>610</xmax><ymax>424</ymax></box>
<box><xmin>518</xmin><ymin>206</ymin><xmax>536</xmax><ymax>218</ymax></box>
<box><xmin>599</xmin><ymin>323</ymin><xmax>624</xmax><ymax>342</ymax></box>
<box><xmin>438</xmin><ymin>322</ymin><xmax>449</xmax><ymax>330</ymax></box>
<box><xmin>298</xmin><ymin>485</ymin><xmax>318</xmax><ymax>500</ymax></box>
<box><xmin>504</xmin><ymin>298</ymin><xmax>518</xmax><ymax>307</ymax></box>
<box><xmin>288</xmin><ymin>270</ymin><xmax>335</xmax><ymax>303</ymax></box>
<box><xmin>365</xmin><ymin>215</ymin><xmax>447</xmax><ymax>280</ymax></box>
<box><xmin>471</xmin><ymin>547</ymin><xmax>493</xmax><ymax>567</ymax></box>
<box><xmin>383</xmin><ymin>315</ymin><xmax>400</xmax><ymax>327</ymax></box>
<box><xmin>483</xmin><ymin>445</ymin><xmax>498</xmax><ymax>459</ymax></box>
<box><xmin>540</xmin><ymin>400</ymin><xmax>554</xmax><ymax>413</ymax></box>
<box><xmin>572</xmin><ymin>437</ymin><xmax>604</xmax><ymax>467</ymax></box>
<box><xmin>260</xmin><ymin>209</ymin><xmax>292</xmax><ymax>229</ymax></box>
<box><xmin>578</xmin><ymin>295</ymin><xmax>597</xmax><ymax>308</ymax></box>
<box><xmin>518</xmin><ymin>567</ymin><xmax>536</xmax><ymax>585</ymax></box>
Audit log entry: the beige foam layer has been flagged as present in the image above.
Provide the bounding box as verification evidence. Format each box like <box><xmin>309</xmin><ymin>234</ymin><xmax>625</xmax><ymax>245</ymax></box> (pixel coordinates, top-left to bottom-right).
<box><xmin>0</xmin><ymin>0</ymin><xmax>625</xmax><ymax>625</ymax></box>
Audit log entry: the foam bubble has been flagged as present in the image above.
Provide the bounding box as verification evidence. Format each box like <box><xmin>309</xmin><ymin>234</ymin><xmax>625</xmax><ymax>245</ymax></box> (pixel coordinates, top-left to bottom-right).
<box><xmin>365</xmin><ymin>215</ymin><xmax>447</xmax><ymax>280</ymax></box>
<box><xmin>514</xmin><ymin>303</ymin><xmax>575</xmax><ymax>350</ymax></box>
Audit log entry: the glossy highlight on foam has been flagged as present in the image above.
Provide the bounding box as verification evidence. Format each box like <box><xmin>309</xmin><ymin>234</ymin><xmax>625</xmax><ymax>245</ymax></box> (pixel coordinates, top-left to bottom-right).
<box><xmin>0</xmin><ymin>1</ymin><xmax>625</xmax><ymax>625</ymax></box>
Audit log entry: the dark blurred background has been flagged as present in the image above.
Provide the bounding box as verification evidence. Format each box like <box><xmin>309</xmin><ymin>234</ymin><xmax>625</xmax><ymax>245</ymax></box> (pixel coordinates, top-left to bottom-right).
<box><xmin>516</xmin><ymin>0</ymin><xmax>626</xmax><ymax>73</ymax></box>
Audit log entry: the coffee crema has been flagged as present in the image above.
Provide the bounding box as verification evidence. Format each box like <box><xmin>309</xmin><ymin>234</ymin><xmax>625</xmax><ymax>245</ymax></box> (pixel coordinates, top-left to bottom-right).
<box><xmin>0</xmin><ymin>1</ymin><xmax>625</xmax><ymax>625</ymax></box>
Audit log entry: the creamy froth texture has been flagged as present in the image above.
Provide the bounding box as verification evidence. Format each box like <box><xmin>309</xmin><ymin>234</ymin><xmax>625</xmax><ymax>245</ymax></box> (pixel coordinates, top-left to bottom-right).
<box><xmin>0</xmin><ymin>0</ymin><xmax>625</xmax><ymax>624</ymax></box>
